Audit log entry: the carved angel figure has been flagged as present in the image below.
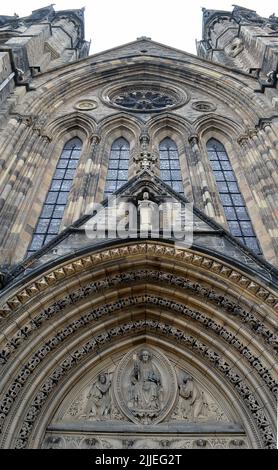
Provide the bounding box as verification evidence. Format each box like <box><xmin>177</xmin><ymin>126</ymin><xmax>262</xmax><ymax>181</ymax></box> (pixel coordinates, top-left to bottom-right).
<box><xmin>85</xmin><ymin>373</ymin><xmax>111</xmax><ymax>420</ymax></box>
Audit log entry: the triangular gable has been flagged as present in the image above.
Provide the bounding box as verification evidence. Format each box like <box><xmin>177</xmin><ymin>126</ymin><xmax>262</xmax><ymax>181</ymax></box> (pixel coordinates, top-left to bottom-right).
<box><xmin>8</xmin><ymin>170</ymin><xmax>277</xmax><ymax>287</ymax></box>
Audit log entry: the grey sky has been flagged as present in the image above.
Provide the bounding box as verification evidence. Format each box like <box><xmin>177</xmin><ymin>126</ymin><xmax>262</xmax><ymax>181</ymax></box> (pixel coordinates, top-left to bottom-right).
<box><xmin>1</xmin><ymin>1</ymin><xmax>277</xmax><ymax>55</ymax></box>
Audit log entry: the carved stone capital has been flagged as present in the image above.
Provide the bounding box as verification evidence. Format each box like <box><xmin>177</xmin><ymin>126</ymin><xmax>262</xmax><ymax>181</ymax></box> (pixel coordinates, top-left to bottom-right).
<box><xmin>188</xmin><ymin>134</ymin><xmax>199</xmax><ymax>146</ymax></box>
<box><xmin>237</xmin><ymin>134</ymin><xmax>249</xmax><ymax>146</ymax></box>
<box><xmin>90</xmin><ymin>134</ymin><xmax>101</xmax><ymax>145</ymax></box>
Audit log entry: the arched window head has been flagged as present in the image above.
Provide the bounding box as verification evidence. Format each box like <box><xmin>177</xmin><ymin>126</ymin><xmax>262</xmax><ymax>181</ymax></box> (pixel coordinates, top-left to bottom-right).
<box><xmin>27</xmin><ymin>137</ymin><xmax>82</xmax><ymax>256</ymax></box>
<box><xmin>159</xmin><ymin>138</ymin><xmax>184</xmax><ymax>193</ymax></box>
<box><xmin>104</xmin><ymin>137</ymin><xmax>130</xmax><ymax>195</ymax></box>
<box><xmin>206</xmin><ymin>138</ymin><xmax>261</xmax><ymax>254</ymax></box>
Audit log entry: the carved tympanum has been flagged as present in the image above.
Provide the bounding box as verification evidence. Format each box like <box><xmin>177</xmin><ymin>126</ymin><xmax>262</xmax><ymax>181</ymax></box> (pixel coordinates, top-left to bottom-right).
<box><xmin>113</xmin><ymin>347</ymin><xmax>178</xmax><ymax>424</ymax></box>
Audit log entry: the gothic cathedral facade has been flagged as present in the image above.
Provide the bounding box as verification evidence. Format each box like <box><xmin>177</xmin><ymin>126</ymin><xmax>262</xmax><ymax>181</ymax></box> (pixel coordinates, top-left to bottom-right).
<box><xmin>0</xmin><ymin>5</ymin><xmax>277</xmax><ymax>449</ymax></box>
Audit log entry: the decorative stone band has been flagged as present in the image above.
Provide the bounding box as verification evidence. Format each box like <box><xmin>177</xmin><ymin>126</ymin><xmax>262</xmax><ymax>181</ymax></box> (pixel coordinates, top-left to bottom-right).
<box><xmin>0</xmin><ymin>271</ymin><xmax>277</xmax><ymax>369</ymax></box>
<box><xmin>0</xmin><ymin>243</ymin><xmax>277</xmax><ymax>318</ymax></box>
<box><xmin>9</xmin><ymin>320</ymin><xmax>276</xmax><ymax>449</ymax></box>
<box><xmin>0</xmin><ymin>294</ymin><xmax>276</xmax><ymax>447</ymax></box>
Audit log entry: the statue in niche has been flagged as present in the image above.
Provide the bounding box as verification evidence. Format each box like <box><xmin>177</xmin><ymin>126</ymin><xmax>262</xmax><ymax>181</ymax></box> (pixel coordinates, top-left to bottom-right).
<box><xmin>138</xmin><ymin>192</ymin><xmax>158</xmax><ymax>232</ymax></box>
<box><xmin>128</xmin><ymin>349</ymin><xmax>162</xmax><ymax>414</ymax></box>
<box><xmin>178</xmin><ymin>373</ymin><xmax>208</xmax><ymax>421</ymax></box>
<box><xmin>85</xmin><ymin>372</ymin><xmax>112</xmax><ymax>420</ymax></box>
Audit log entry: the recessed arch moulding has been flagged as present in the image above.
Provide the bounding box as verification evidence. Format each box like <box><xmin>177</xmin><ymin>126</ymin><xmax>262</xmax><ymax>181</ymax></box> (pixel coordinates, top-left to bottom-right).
<box><xmin>0</xmin><ymin>241</ymin><xmax>277</xmax><ymax>449</ymax></box>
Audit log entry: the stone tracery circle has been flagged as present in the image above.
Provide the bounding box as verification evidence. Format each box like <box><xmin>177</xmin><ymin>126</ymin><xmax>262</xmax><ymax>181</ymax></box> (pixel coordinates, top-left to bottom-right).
<box><xmin>102</xmin><ymin>83</ymin><xmax>187</xmax><ymax>112</ymax></box>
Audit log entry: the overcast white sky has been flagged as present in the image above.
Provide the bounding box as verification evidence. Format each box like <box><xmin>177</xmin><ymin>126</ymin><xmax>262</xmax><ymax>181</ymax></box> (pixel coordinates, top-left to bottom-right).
<box><xmin>1</xmin><ymin>1</ymin><xmax>277</xmax><ymax>54</ymax></box>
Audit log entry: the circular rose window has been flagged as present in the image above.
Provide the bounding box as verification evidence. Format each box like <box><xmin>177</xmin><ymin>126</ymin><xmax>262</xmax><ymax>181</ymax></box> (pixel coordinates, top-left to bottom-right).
<box><xmin>102</xmin><ymin>83</ymin><xmax>186</xmax><ymax>112</ymax></box>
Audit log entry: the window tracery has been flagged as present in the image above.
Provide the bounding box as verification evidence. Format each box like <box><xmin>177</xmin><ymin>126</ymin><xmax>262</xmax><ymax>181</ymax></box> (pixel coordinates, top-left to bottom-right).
<box><xmin>27</xmin><ymin>137</ymin><xmax>82</xmax><ymax>255</ymax></box>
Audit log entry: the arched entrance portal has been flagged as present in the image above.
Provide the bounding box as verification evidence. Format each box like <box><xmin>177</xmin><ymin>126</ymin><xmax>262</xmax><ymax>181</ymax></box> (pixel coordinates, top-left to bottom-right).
<box><xmin>0</xmin><ymin>241</ymin><xmax>277</xmax><ymax>448</ymax></box>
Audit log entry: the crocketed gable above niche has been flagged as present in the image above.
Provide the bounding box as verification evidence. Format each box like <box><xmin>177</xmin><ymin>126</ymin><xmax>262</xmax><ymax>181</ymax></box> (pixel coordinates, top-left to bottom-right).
<box><xmin>101</xmin><ymin>81</ymin><xmax>188</xmax><ymax>113</ymax></box>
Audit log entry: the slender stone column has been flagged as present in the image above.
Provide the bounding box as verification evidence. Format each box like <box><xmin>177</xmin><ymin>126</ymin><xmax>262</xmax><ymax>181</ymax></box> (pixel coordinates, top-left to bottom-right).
<box><xmin>188</xmin><ymin>134</ymin><xmax>216</xmax><ymax>218</ymax></box>
<box><xmin>64</xmin><ymin>133</ymin><xmax>101</xmax><ymax>226</ymax></box>
<box><xmin>237</xmin><ymin>133</ymin><xmax>278</xmax><ymax>261</ymax></box>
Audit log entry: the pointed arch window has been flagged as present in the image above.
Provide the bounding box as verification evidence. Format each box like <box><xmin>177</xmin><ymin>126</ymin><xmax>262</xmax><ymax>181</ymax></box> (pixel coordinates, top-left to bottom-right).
<box><xmin>206</xmin><ymin>138</ymin><xmax>261</xmax><ymax>254</ymax></box>
<box><xmin>159</xmin><ymin>138</ymin><xmax>184</xmax><ymax>193</ymax></box>
<box><xmin>27</xmin><ymin>137</ymin><xmax>82</xmax><ymax>256</ymax></box>
<box><xmin>104</xmin><ymin>137</ymin><xmax>130</xmax><ymax>195</ymax></box>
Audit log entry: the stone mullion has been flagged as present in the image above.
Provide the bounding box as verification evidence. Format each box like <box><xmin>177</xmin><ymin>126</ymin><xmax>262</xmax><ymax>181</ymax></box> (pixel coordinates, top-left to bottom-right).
<box><xmin>62</xmin><ymin>135</ymin><xmax>100</xmax><ymax>227</ymax></box>
<box><xmin>250</xmin><ymin>130</ymin><xmax>278</xmax><ymax>187</ymax></box>
<box><xmin>260</xmin><ymin>123</ymin><xmax>278</xmax><ymax>163</ymax></box>
<box><xmin>0</xmin><ymin>120</ymin><xmax>32</xmax><ymax>190</ymax></box>
<box><xmin>9</xmin><ymin>136</ymin><xmax>53</xmax><ymax>261</ymax></box>
<box><xmin>0</xmin><ymin>134</ymin><xmax>52</xmax><ymax>262</ymax></box>
<box><xmin>237</xmin><ymin>137</ymin><xmax>278</xmax><ymax>258</ymax></box>
<box><xmin>188</xmin><ymin>135</ymin><xmax>216</xmax><ymax>219</ymax></box>
<box><xmin>82</xmin><ymin>134</ymin><xmax>101</xmax><ymax>213</ymax></box>
<box><xmin>0</xmin><ymin>130</ymin><xmax>39</xmax><ymax>233</ymax></box>
<box><xmin>247</xmin><ymin>131</ymin><xmax>278</xmax><ymax>215</ymax></box>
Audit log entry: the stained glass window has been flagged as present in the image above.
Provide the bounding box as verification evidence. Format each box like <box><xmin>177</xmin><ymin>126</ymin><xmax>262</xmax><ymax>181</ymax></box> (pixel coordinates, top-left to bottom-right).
<box><xmin>206</xmin><ymin>138</ymin><xmax>261</xmax><ymax>254</ymax></box>
<box><xmin>159</xmin><ymin>138</ymin><xmax>184</xmax><ymax>193</ymax></box>
<box><xmin>104</xmin><ymin>137</ymin><xmax>130</xmax><ymax>195</ymax></box>
<box><xmin>27</xmin><ymin>137</ymin><xmax>82</xmax><ymax>256</ymax></box>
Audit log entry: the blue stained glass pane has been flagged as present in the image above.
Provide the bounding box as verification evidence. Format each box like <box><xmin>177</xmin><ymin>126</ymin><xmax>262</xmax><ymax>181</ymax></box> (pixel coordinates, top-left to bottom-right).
<box><xmin>44</xmin><ymin>235</ymin><xmax>56</xmax><ymax>244</ymax></box>
<box><xmin>220</xmin><ymin>161</ymin><xmax>232</xmax><ymax>170</ymax></box>
<box><xmin>104</xmin><ymin>138</ymin><xmax>130</xmax><ymax>195</ymax></box>
<box><xmin>65</xmin><ymin>169</ymin><xmax>76</xmax><ymax>179</ymax></box>
<box><xmin>172</xmin><ymin>181</ymin><xmax>184</xmax><ymax>192</ymax></box>
<box><xmin>46</xmin><ymin>192</ymin><xmax>58</xmax><ymax>204</ymax></box>
<box><xmin>105</xmin><ymin>181</ymin><xmax>117</xmax><ymax>192</ymax></box>
<box><xmin>30</xmin><ymin>234</ymin><xmax>44</xmax><ymax>250</ymax></box>
<box><xmin>236</xmin><ymin>207</ymin><xmax>249</xmax><ymax>220</ymax></box>
<box><xmin>170</xmin><ymin>161</ymin><xmax>180</xmax><ymax>169</ymax></box>
<box><xmin>244</xmin><ymin>238</ymin><xmax>259</xmax><ymax>251</ymax></box>
<box><xmin>228</xmin><ymin>221</ymin><xmax>242</xmax><ymax>236</ymax></box>
<box><xmin>68</xmin><ymin>160</ymin><xmax>78</xmax><ymax>169</ymax></box>
<box><xmin>217</xmin><ymin>152</ymin><xmax>229</xmax><ymax>161</ymax></box>
<box><xmin>217</xmin><ymin>182</ymin><xmax>228</xmax><ymax>192</ymax></box>
<box><xmin>54</xmin><ymin>169</ymin><xmax>65</xmax><ymax>179</ymax></box>
<box><xmin>48</xmin><ymin>219</ymin><xmax>61</xmax><ymax>234</ymax></box>
<box><xmin>231</xmin><ymin>194</ymin><xmax>244</xmax><ymax>206</ymax></box>
<box><xmin>171</xmin><ymin>170</ymin><xmax>182</xmax><ymax>180</ymax></box>
<box><xmin>160</xmin><ymin>160</ymin><xmax>170</xmax><ymax>169</ymax></box>
<box><xmin>227</xmin><ymin>182</ymin><xmax>239</xmax><ymax>192</ymax></box>
<box><xmin>206</xmin><ymin>138</ymin><xmax>260</xmax><ymax>255</ymax></box>
<box><xmin>118</xmin><ymin>170</ymin><xmax>128</xmax><ymax>179</ymax></box>
<box><xmin>119</xmin><ymin>160</ymin><xmax>129</xmax><ymax>169</ymax></box>
<box><xmin>41</xmin><ymin>205</ymin><xmax>54</xmax><ymax>218</ymax></box>
<box><xmin>28</xmin><ymin>137</ymin><xmax>82</xmax><ymax>257</ymax></box>
<box><xmin>61</xmin><ymin>149</ymin><xmax>72</xmax><ymax>158</ymax></box>
<box><xmin>50</xmin><ymin>180</ymin><xmax>61</xmax><ymax>191</ymax></box>
<box><xmin>240</xmin><ymin>221</ymin><xmax>254</xmax><ymax>236</ymax></box>
<box><xmin>223</xmin><ymin>171</ymin><xmax>236</xmax><ymax>181</ymax></box>
<box><xmin>36</xmin><ymin>219</ymin><xmax>50</xmax><ymax>233</ymax></box>
<box><xmin>214</xmin><ymin>171</ymin><xmax>225</xmax><ymax>181</ymax></box>
<box><xmin>159</xmin><ymin>138</ymin><xmax>183</xmax><ymax>192</ymax></box>
<box><xmin>107</xmin><ymin>169</ymin><xmax>118</xmax><ymax>179</ymax></box>
<box><xmin>108</xmin><ymin>160</ymin><xmax>119</xmax><ymax>169</ymax></box>
<box><xmin>57</xmin><ymin>160</ymin><xmax>68</xmax><ymax>169</ymax></box>
<box><xmin>161</xmin><ymin>170</ymin><xmax>171</xmax><ymax>180</ymax></box>
<box><xmin>53</xmin><ymin>205</ymin><xmax>65</xmax><ymax>218</ymax></box>
<box><xmin>61</xmin><ymin>180</ymin><xmax>72</xmax><ymax>191</ymax></box>
<box><xmin>224</xmin><ymin>206</ymin><xmax>237</xmax><ymax>220</ymax></box>
<box><xmin>210</xmin><ymin>161</ymin><xmax>221</xmax><ymax>171</ymax></box>
<box><xmin>220</xmin><ymin>194</ymin><xmax>232</xmax><ymax>205</ymax></box>
<box><xmin>57</xmin><ymin>192</ymin><xmax>69</xmax><ymax>204</ymax></box>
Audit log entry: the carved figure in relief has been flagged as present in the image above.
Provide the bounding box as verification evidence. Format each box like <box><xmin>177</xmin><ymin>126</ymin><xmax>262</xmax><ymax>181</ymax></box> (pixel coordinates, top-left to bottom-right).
<box><xmin>85</xmin><ymin>373</ymin><xmax>111</xmax><ymax>420</ymax></box>
<box><xmin>128</xmin><ymin>349</ymin><xmax>162</xmax><ymax>412</ymax></box>
<box><xmin>138</xmin><ymin>192</ymin><xmax>158</xmax><ymax>232</ymax></box>
<box><xmin>178</xmin><ymin>374</ymin><xmax>208</xmax><ymax>421</ymax></box>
